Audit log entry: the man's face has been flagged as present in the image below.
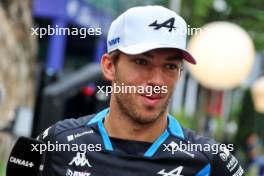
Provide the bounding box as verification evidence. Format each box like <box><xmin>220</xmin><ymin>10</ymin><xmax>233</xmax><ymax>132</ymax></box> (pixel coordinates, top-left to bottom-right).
<box><xmin>107</xmin><ymin>48</ymin><xmax>182</xmax><ymax>124</ymax></box>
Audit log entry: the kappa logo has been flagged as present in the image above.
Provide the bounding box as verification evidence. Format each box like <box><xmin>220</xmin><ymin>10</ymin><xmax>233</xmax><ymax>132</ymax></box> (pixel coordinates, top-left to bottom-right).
<box><xmin>149</xmin><ymin>17</ymin><xmax>176</xmax><ymax>32</ymax></box>
<box><xmin>157</xmin><ymin>166</ymin><xmax>184</xmax><ymax>176</ymax></box>
<box><xmin>69</xmin><ymin>152</ymin><xmax>92</xmax><ymax>168</ymax></box>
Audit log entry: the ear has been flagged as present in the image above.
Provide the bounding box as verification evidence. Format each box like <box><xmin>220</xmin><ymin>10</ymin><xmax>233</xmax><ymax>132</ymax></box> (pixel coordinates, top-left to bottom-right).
<box><xmin>101</xmin><ymin>53</ymin><xmax>115</xmax><ymax>81</ymax></box>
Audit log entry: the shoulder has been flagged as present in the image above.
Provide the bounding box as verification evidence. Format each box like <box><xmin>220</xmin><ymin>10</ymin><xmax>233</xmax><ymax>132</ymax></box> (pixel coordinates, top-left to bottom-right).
<box><xmin>182</xmin><ymin>127</ymin><xmax>216</xmax><ymax>146</ymax></box>
<box><xmin>37</xmin><ymin>114</ymin><xmax>95</xmax><ymax>142</ymax></box>
<box><xmin>182</xmin><ymin>127</ymin><xmax>244</xmax><ymax>175</ymax></box>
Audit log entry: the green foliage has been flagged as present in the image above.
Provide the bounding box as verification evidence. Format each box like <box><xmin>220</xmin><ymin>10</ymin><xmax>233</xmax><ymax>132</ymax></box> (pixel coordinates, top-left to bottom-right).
<box><xmin>181</xmin><ymin>0</ymin><xmax>214</xmax><ymax>27</ymax></box>
<box><xmin>172</xmin><ymin>110</ymin><xmax>194</xmax><ymax>130</ymax></box>
<box><xmin>181</xmin><ymin>0</ymin><xmax>264</xmax><ymax>50</ymax></box>
<box><xmin>235</xmin><ymin>89</ymin><xmax>264</xmax><ymax>146</ymax></box>
<box><xmin>235</xmin><ymin>89</ymin><xmax>255</xmax><ymax>146</ymax></box>
<box><xmin>0</xmin><ymin>163</ymin><xmax>5</xmax><ymax>176</ymax></box>
<box><xmin>212</xmin><ymin>116</ymin><xmax>225</xmax><ymax>140</ymax></box>
<box><xmin>86</xmin><ymin>0</ymin><xmax>169</xmax><ymax>17</ymax></box>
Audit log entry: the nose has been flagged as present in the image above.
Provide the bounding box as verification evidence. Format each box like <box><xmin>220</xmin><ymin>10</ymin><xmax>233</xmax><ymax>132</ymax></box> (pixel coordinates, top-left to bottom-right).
<box><xmin>146</xmin><ymin>67</ymin><xmax>165</xmax><ymax>86</ymax></box>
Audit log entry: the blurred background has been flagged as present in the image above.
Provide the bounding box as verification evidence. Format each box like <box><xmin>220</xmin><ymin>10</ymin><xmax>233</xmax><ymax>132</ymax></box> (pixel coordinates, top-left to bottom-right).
<box><xmin>0</xmin><ymin>0</ymin><xmax>263</xmax><ymax>175</ymax></box>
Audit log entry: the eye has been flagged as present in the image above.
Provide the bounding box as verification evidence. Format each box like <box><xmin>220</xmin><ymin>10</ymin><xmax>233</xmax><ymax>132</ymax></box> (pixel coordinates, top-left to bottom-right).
<box><xmin>134</xmin><ymin>58</ymin><xmax>148</xmax><ymax>65</ymax></box>
<box><xmin>165</xmin><ymin>64</ymin><xmax>180</xmax><ymax>70</ymax></box>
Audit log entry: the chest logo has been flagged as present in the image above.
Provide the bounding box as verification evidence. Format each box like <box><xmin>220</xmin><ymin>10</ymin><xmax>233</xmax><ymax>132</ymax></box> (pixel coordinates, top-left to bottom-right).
<box><xmin>69</xmin><ymin>152</ymin><xmax>92</xmax><ymax>168</ymax></box>
<box><xmin>157</xmin><ymin>166</ymin><xmax>184</xmax><ymax>176</ymax></box>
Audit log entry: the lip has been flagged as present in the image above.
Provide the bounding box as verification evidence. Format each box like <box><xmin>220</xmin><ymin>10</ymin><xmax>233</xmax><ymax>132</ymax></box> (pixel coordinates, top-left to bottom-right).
<box><xmin>140</xmin><ymin>94</ymin><xmax>162</xmax><ymax>107</ymax></box>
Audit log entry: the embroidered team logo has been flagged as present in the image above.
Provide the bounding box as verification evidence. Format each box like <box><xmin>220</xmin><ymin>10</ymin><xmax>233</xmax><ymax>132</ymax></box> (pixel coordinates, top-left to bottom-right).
<box><xmin>69</xmin><ymin>152</ymin><xmax>92</xmax><ymax>167</ymax></box>
<box><xmin>149</xmin><ymin>17</ymin><xmax>176</xmax><ymax>32</ymax></box>
<box><xmin>157</xmin><ymin>166</ymin><xmax>184</xmax><ymax>176</ymax></box>
<box><xmin>219</xmin><ymin>152</ymin><xmax>228</xmax><ymax>161</ymax></box>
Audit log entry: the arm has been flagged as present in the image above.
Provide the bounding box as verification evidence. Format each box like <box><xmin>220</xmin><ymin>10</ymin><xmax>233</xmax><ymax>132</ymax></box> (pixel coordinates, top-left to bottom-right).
<box><xmin>211</xmin><ymin>147</ymin><xmax>245</xmax><ymax>176</ymax></box>
<box><xmin>37</xmin><ymin>124</ymin><xmax>57</xmax><ymax>176</ymax></box>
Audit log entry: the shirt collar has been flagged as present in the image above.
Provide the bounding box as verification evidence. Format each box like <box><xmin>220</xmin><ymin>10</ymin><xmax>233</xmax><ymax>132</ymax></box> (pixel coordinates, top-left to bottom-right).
<box><xmin>87</xmin><ymin>107</ymin><xmax>184</xmax><ymax>140</ymax></box>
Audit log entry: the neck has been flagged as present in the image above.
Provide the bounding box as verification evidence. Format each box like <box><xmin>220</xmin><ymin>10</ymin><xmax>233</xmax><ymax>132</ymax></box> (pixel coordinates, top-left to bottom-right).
<box><xmin>104</xmin><ymin>99</ymin><xmax>168</xmax><ymax>143</ymax></box>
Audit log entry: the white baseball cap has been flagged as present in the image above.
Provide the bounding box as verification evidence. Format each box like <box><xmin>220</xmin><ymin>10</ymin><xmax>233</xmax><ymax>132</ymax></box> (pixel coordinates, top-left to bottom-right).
<box><xmin>107</xmin><ymin>5</ymin><xmax>196</xmax><ymax>64</ymax></box>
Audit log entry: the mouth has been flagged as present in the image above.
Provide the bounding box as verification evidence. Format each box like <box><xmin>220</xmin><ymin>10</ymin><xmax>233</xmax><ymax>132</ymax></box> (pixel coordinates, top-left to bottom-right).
<box><xmin>140</xmin><ymin>94</ymin><xmax>163</xmax><ymax>107</ymax></box>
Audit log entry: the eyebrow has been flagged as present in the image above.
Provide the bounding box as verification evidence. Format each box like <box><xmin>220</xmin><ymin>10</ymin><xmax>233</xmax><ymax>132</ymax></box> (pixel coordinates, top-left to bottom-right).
<box><xmin>135</xmin><ymin>53</ymin><xmax>183</xmax><ymax>63</ymax></box>
<box><xmin>165</xmin><ymin>56</ymin><xmax>183</xmax><ymax>61</ymax></box>
<box><xmin>142</xmin><ymin>53</ymin><xmax>154</xmax><ymax>58</ymax></box>
<box><xmin>141</xmin><ymin>53</ymin><xmax>182</xmax><ymax>60</ymax></box>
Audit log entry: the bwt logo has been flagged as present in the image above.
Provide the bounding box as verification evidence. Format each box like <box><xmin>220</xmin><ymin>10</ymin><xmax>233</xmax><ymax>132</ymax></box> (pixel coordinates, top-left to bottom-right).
<box><xmin>108</xmin><ymin>37</ymin><xmax>120</xmax><ymax>46</ymax></box>
<box><xmin>66</xmin><ymin>169</ymin><xmax>91</xmax><ymax>176</ymax></box>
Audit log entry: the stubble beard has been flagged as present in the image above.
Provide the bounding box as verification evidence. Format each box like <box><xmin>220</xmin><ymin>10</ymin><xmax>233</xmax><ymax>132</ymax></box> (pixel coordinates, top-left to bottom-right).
<box><xmin>114</xmin><ymin>86</ymin><xmax>172</xmax><ymax>125</ymax></box>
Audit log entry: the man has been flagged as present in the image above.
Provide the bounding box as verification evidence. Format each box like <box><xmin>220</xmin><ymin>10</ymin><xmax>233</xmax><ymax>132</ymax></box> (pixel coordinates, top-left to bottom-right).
<box><xmin>38</xmin><ymin>6</ymin><xmax>244</xmax><ymax>176</ymax></box>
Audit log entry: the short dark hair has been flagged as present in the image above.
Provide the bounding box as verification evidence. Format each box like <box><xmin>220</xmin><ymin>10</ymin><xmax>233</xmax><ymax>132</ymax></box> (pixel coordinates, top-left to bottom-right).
<box><xmin>109</xmin><ymin>50</ymin><xmax>121</xmax><ymax>65</ymax></box>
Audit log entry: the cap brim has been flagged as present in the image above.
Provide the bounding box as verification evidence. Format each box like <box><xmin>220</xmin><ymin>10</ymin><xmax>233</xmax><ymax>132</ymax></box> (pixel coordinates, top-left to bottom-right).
<box><xmin>118</xmin><ymin>43</ymin><xmax>196</xmax><ymax>64</ymax></box>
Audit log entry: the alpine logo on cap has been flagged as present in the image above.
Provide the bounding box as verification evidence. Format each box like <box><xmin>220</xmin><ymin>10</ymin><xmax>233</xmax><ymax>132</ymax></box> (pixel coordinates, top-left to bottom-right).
<box><xmin>149</xmin><ymin>17</ymin><xmax>176</xmax><ymax>32</ymax></box>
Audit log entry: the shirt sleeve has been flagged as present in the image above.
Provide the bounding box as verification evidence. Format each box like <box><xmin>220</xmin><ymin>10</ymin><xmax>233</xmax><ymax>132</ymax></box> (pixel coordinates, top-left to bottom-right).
<box><xmin>211</xmin><ymin>147</ymin><xmax>245</xmax><ymax>176</ymax></box>
<box><xmin>36</xmin><ymin>124</ymin><xmax>57</xmax><ymax>176</ymax></box>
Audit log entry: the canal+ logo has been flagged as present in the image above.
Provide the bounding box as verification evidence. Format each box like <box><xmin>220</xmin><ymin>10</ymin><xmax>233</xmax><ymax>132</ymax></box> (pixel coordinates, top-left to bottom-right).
<box><xmin>108</xmin><ymin>37</ymin><xmax>120</xmax><ymax>46</ymax></box>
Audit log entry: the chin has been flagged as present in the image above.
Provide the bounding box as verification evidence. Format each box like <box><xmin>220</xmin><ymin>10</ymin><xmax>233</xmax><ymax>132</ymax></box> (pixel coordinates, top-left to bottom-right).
<box><xmin>133</xmin><ymin>109</ymin><xmax>162</xmax><ymax>124</ymax></box>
